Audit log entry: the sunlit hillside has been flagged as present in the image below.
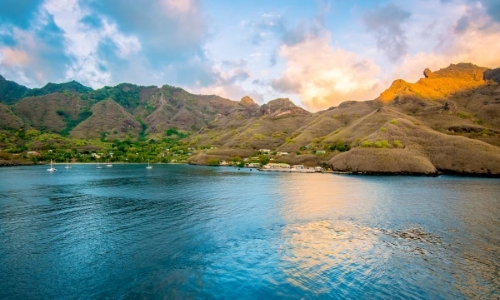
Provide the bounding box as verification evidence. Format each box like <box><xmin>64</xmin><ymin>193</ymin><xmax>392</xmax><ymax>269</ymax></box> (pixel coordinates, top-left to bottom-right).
<box><xmin>1</xmin><ymin>63</ymin><xmax>499</xmax><ymax>175</ymax></box>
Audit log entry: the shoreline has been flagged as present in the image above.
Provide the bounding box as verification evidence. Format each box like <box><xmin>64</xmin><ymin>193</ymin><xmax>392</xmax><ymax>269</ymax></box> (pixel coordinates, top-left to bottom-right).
<box><xmin>1</xmin><ymin>161</ymin><xmax>499</xmax><ymax>177</ymax></box>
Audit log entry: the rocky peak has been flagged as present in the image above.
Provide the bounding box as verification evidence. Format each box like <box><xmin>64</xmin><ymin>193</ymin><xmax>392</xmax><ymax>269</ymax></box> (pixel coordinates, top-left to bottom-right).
<box><xmin>377</xmin><ymin>63</ymin><xmax>491</xmax><ymax>103</ymax></box>
<box><xmin>260</xmin><ymin>98</ymin><xmax>310</xmax><ymax>117</ymax></box>
<box><xmin>240</xmin><ymin>96</ymin><xmax>255</xmax><ymax>106</ymax></box>
<box><xmin>423</xmin><ymin>68</ymin><xmax>434</xmax><ymax>78</ymax></box>
<box><xmin>432</xmin><ymin>63</ymin><xmax>487</xmax><ymax>81</ymax></box>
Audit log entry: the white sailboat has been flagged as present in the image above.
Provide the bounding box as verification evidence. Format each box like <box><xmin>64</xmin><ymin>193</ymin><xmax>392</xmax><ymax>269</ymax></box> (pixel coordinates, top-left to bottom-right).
<box><xmin>47</xmin><ymin>160</ymin><xmax>57</xmax><ymax>172</ymax></box>
<box><xmin>65</xmin><ymin>159</ymin><xmax>71</xmax><ymax>169</ymax></box>
<box><xmin>96</xmin><ymin>162</ymin><xmax>102</xmax><ymax>169</ymax></box>
<box><xmin>106</xmin><ymin>160</ymin><xmax>112</xmax><ymax>167</ymax></box>
<box><xmin>146</xmin><ymin>160</ymin><xmax>153</xmax><ymax>169</ymax></box>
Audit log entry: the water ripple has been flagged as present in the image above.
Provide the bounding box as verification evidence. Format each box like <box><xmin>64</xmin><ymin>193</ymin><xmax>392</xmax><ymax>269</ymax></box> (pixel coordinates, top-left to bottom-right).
<box><xmin>0</xmin><ymin>165</ymin><xmax>499</xmax><ymax>299</ymax></box>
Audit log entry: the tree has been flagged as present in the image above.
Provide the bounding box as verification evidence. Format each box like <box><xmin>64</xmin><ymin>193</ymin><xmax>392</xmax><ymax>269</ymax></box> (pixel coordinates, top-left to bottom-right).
<box><xmin>259</xmin><ymin>155</ymin><xmax>269</xmax><ymax>166</ymax></box>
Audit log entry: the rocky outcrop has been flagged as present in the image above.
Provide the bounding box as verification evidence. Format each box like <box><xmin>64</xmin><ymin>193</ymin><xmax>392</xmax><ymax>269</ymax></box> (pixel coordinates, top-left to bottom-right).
<box><xmin>260</xmin><ymin>98</ymin><xmax>310</xmax><ymax>117</ymax></box>
<box><xmin>377</xmin><ymin>63</ymin><xmax>490</xmax><ymax>103</ymax></box>
<box><xmin>240</xmin><ymin>96</ymin><xmax>256</xmax><ymax>106</ymax></box>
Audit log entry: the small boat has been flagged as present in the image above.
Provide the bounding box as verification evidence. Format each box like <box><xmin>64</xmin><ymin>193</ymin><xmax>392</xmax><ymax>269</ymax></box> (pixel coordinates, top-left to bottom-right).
<box><xmin>106</xmin><ymin>161</ymin><xmax>112</xmax><ymax>167</ymax></box>
<box><xmin>47</xmin><ymin>160</ymin><xmax>57</xmax><ymax>172</ymax></box>
<box><xmin>65</xmin><ymin>159</ymin><xmax>71</xmax><ymax>169</ymax></box>
<box><xmin>146</xmin><ymin>160</ymin><xmax>153</xmax><ymax>169</ymax></box>
<box><xmin>96</xmin><ymin>162</ymin><xmax>102</xmax><ymax>169</ymax></box>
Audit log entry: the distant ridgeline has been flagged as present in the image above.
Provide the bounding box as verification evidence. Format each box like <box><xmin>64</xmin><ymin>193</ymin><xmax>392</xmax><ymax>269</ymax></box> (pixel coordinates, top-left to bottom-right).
<box><xmin>1</xmin><ymin>63</ymin><xmax>500</xmax><ymax>176</ymax></box>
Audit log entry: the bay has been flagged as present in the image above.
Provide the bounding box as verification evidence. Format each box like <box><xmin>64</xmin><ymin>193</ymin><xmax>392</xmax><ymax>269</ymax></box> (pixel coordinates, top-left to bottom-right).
<box><xmin>0</xmin><ymin>164</ymin><xmax>499</xmax><ymax>299</ymax></box>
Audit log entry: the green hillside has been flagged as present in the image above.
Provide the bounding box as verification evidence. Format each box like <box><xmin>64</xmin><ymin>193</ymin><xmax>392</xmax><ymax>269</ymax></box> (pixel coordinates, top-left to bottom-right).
<box><xmin>0</xmin><ymin>63</ymin><xmax>499</xmax><ymax>176</ymax></box>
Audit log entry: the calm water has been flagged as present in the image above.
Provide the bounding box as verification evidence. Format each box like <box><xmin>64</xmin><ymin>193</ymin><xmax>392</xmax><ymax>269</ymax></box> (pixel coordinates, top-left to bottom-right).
<box><xmin>0</xmin><ymin>164</ymin><xmax>499</xmax><ymax>299</ymax></box>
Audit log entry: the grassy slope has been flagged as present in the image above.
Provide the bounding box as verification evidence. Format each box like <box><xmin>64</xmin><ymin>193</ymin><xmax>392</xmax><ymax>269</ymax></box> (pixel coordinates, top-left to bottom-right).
<box><xmin>0</xmin><ymin>103</ymin><xmax>24</xmax><ymax>129</ymax></box>
<box><xmin>70</xmin><ymin>99</ymin><xmax>142</xmax><ymax>139</ymax></box>
<box><xmin>330</xmin><ymin>117</ymin><xmax>500</xmax><ymax>175</ymax></box>
<box><xmin>12</xmin><ymin>93</ymin><xmax>90</xmax><ymax>133</ymax></box>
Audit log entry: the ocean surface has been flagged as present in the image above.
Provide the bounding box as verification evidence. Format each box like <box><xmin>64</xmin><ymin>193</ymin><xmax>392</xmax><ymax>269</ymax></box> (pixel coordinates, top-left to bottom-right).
<box><xmin>0</xmin><ymin>164</ymin><xmax>499</xmax><ymax>299</ymax></box>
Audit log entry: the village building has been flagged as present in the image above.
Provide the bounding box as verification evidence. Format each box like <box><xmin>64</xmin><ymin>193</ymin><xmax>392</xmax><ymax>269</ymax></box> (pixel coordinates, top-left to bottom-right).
<box><xmin>263</xmin><ymin>163</ymin><xmax>290</xmax><ymax>169</ymax></box>
<box><xmin>245</xmin><ymin>162</ymin><xmax>261</xmax><ymax>168</ymax></box>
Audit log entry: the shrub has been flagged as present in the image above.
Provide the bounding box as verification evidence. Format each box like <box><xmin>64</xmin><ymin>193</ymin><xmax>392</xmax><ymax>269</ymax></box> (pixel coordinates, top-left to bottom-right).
<box><xmin>390</xmin><ymin>119</ymin><xmax>398</xmax><ymax>125</ymax></box>
<box><xmin>361</xmin><ymin>141</ymin><xmax>373</xmax><ymax>148</ymax></box>
<box><xmin>253</xmin><ymin>134</ymin><xmax>265</xmax><ymax>140</ymax></box>
<box><xmin>329</xmin><ymin>141</ymin><xmax>350</xmax><ymax>152</ymax></box>
<box><xmin>0</xmin><ymin>152</ymin><xmax>13</xmax><ymax>160</ymax></box>
<box><xmin>375</xmin><ymin>140</ymin><xmax>390</xmax><ymax>148</ymax></box>
<box><xmin>380</xmin><ymin>127</ymin><xmax>387</xmax><ymax>132</ymax></box>
<box><xmin>259</xmin><ymin>155</ymin><xmax>270</xmax><ymax>165</ymax></box>
<box><xmin>165</xmin><ymin>128</ymin><xmax>179</xmax><ymax>136</ymax></box>
<box><xmin>207</xmin><ymin>158</ymin><xmax>220</xmax><ymax>166</ymax></box>
<box><xmin>393</xmin><ymin>140</ymin><xmax>403</xmax><ymax>148</ymax></box>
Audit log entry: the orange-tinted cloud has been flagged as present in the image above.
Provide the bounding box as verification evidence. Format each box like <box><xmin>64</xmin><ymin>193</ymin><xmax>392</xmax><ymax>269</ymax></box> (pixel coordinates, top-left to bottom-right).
<box><xmin>272</xmin><ymin>34</ymin><xmax>381</xmax><ymax>111</ymax></box>
<box><xmin>0</xmin><ymin>48</ymin><xmax>31</xmax><ymax>66</ymax></box>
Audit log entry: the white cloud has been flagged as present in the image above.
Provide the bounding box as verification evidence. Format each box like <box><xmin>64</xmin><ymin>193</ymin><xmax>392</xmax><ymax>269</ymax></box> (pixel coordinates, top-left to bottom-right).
<box><xmin>187</xmin><ymin>58</ymin><xmax>266</xmax><ymax>103</ymax></box>
<box><xmin>272</xmin><ymin>33</ymin><xmax>381</xmax><ymax>111</ymax></box>
<box><xmin>392</xmin><ymin>0</ymin><xmax>500</xmax><ymax>82</ymax></box>
<box><xmin>42</xmin><ymin>0</ymin><xmax>141</xmax><ymax>88</ymax></box>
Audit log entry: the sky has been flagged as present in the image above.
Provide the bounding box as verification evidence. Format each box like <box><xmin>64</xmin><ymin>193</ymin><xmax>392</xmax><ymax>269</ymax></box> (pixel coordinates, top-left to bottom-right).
<box><xmin>0</xmin><ymin>0</ymin><xmax>499</xmax><ymax>111</ymax></box>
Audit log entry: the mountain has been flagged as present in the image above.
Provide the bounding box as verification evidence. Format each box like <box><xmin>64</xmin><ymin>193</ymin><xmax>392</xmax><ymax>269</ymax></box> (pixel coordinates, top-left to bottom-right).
<box><xmin>24</xmin><ymin>80</ymin><xmax>93</xmax><ymax>98</ymax></box>
<box><xmin>0</xmin><ymin>75</ymin><xmax>29</xmax><ymax>105</ymax></box>
<box><xmin>186</xmin><ymin>97</ymin><xmax>312</xmax><ymax>150</ymax></box>
<box><xmin>70</xmin><ymin>99</ymin><xmax>142</xmax><ymax>140</ymax></box>
<box><xmin>325</xmin><ymin>63</ymin><xmax>500</xmax><ymax>175</ymax></box>
<box><xmin>12</xmin><ymin>93</ymin><xmax>91</xmax><ymax>133</ymax></box>
<box><xmin>0</xmin><ymin>62</ymin><xmax>499</xmax><ymax>176</ymax></box>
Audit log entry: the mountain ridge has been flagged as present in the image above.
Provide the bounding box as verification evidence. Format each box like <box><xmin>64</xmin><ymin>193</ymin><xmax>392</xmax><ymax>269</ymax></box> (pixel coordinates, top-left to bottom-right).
<box><xmin>1</xmin><ymin>62</ymin><xmax>499</xmax><ymax>176</ymax></box>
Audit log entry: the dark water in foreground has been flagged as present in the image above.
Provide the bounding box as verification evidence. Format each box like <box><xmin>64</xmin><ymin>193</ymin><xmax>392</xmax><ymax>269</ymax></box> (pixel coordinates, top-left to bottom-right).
<box><xmin>0</xmin><ymin>164</ymin><xmax>499</xmax><ymax>299</ymax></box>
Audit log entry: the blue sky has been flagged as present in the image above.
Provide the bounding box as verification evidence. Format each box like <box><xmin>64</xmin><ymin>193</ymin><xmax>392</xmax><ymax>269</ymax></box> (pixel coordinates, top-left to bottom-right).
<box><xmin>1</xmin><ymin>0</ymin><xmax>499</xmax><ymax>111</ymax></box>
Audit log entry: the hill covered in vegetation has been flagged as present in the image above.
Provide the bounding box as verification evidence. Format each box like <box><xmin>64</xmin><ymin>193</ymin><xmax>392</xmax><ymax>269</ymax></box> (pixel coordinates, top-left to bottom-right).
<box><xmin>1</xmin><ymin>63</ymin><xmax>499</xmax><ymax>176</ymax></box>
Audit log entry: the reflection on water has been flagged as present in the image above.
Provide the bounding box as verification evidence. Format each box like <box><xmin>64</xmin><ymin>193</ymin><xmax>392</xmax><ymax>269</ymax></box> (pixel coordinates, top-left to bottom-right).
<box><xmin>0</xmin><ymin>165</ymin><xmax>499</xmax><ymax>299</ymax></box>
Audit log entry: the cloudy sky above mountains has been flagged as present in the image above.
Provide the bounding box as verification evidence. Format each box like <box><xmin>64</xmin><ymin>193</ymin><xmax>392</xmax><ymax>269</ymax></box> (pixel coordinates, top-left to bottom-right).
<box><xmin>0</xmin><ymin>0</ymin><xmax>499</xmax><ymax>111</ymax></box>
